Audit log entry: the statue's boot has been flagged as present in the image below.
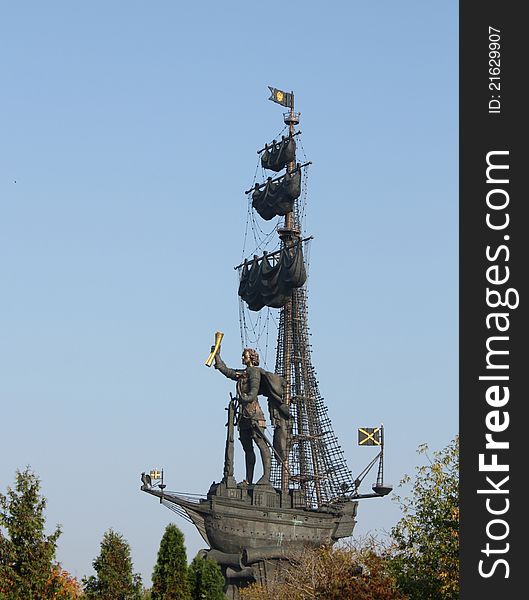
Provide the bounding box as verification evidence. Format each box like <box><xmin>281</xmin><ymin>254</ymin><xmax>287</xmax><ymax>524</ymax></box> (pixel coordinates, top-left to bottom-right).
<box><xmin>245</xmin><ymin>451</ymin><xmax>256</xmax><ymax>485</ymax></box>
<box><xmin>255</xmin><ymin>434</ymin><xmax>272</xmax><ymax>486</ymax></box>
<box><xmin>273</xmin><ymin>423</ymin><xmax>288</xmax><ymax>462</ymax></box>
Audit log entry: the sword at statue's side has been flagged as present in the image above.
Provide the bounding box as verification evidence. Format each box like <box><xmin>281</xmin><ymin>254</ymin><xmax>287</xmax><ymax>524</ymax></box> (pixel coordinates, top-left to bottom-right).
<box><xmin>205</xmin><ymin>331</ymin><xmax>224</xmax><ymax>367</ymax></box>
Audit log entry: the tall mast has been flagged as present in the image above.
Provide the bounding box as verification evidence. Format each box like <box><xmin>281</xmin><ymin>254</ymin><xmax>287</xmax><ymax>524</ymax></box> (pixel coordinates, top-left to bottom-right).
<box><xmin>277</xmin><ymin>96</ymin><xmax>299</xmax><ymax>493</ymax></box>
<box><xmin>273</xmin><ymin>93</ymin><xmax>353</xmax><ymax>508</ymax></box>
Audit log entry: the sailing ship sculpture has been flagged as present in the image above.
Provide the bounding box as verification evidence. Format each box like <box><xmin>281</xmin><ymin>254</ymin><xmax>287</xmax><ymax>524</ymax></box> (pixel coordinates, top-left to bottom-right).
<box><xmin>141</xmin><ymin>88</ymin><xmax>391</xmax><ymax>598</ymax></box>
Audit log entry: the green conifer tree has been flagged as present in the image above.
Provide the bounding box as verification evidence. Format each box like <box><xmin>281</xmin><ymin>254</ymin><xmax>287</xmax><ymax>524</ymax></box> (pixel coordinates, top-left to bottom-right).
<box><xmin>0</xmin><ymin>467</ymin><xmax>62</xmax><ymax>599</ymax></box>
<box><xmin>83</xmin><ymin>529</ymin><xmax>143</xmax><ymax>600</ymax></box>
<box><xmin>188</xmin><ymin>554</ymin><xmax>225</xmax><ymax>600</ymax></box>
<box><xmin>151</xmin><ymin>523</ymin><xmax>191</xmax><ymax>600</ymax></box>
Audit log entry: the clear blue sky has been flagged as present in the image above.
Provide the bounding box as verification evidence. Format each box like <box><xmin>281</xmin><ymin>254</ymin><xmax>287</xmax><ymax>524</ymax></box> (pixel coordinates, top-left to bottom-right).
<box><xmin>0</xmin><ymin>0</ymin><xmax>458</xmax><ymax>585</ymax></box>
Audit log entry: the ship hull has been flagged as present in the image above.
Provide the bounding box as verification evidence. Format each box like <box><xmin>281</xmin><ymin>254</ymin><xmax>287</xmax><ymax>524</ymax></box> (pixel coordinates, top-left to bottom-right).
<box><xmin>205</xmin><ymin>495</ymin><xmax>354</xmax><ymax>554</ymax></box>
<box><xmin>144</xmin><ymin>480</ymin><xmax>357</xmax><ymax>557</ymax></box>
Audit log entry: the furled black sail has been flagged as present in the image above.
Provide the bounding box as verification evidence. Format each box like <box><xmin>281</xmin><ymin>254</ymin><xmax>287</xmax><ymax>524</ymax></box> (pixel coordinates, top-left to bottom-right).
<box><xmin>260</xmin><ymin>136</ymin><xmax>296</xmax><ymax>172</ymax></box>
<box><xmin>238</xmin><ymin>242</ymin><xmax>307</xmax><ymax>311</ymax></box>
<box><xmin>251</xmin><ymin>170</ymin><xmax>301</xmax><ymax>221</ymax></box>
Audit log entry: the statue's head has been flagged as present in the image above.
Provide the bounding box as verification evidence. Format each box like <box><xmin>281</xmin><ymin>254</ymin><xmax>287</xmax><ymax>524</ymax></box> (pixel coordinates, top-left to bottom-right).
<box><xmin>242</xmin><ymin>348</ymin><xmax>259</xmax><ymax>367</ymax></box>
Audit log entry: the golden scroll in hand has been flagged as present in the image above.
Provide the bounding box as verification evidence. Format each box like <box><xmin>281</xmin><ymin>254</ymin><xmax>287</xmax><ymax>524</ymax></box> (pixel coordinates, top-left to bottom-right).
<box><xmin>205</xmin><ymin>331</ymin><xmax>224</xmax><ymax>367</ymax></box>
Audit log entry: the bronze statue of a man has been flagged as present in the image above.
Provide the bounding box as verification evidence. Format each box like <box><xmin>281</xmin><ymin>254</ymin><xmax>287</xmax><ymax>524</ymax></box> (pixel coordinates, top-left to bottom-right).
<box><xmin>214</xmin><ymin>347</ymin><xmax>289</xmax><ymax>486</ymax></box>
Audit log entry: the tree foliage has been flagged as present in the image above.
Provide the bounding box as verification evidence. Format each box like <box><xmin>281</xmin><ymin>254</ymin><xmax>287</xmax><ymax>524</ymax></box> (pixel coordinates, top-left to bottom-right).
<box><xmin>0</xmin><ymin>467</ymin><xmax>62</xmax><ymax>599</ymax></box>
<box><xmin>389</xmin><ymin>435</ymin><xmax>459</xmax><ymax>600</ymax></box>
<box><xmin>188</xmin><ymin>553</ymin><xmax>225</xmax><ymax>600</ymax></box>
<box><xmin>240</xmin><ymin>541</ymin><xmax>407</xmax><ymax>600</ymax></box>
<box><xmin>151</xmin><ymin>523</ymin><xmax>191</xmax><ymax>600</ymax></box>
<box><xmin>83</xmin><ymin>529</ymin><xmax>143</xmax><ymax>599</ymax></box>
<box><xmin>47</xmin><ymin>565</ymin><xmax>84</xmax><ymax>599</ymax></box>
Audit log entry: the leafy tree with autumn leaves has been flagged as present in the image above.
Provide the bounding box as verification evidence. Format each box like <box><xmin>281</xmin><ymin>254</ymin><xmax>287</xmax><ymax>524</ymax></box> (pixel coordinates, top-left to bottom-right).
<box><xmin>48</xmin><ymin>565</ymin><xmax>84</xmax><ymax>599</ymax></box>
<box><xmin>388</xmin><ymin>435</ymin><xmax>459</xmax><ymax>600</ymax></box>
<box><xmin>239</xmin><ymin>540</ymin><xmax>407</xmax><ymax>600</ymax></box>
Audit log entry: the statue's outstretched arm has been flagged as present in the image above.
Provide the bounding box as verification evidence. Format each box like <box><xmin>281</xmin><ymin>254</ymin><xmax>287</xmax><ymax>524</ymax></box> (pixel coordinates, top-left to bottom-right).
<box><xmin>214</xmin><ymin>353</ymin><xmax>241</xmax><ymax>382</ymax></box>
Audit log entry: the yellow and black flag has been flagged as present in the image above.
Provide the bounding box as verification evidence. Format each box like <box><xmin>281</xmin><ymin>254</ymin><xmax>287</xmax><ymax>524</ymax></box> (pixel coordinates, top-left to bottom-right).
<box><xmin>268</xmin><ymin>86</ymin><xmax>294</xmax><ymax>109</ymax></box>
<box><xmin>358</xmin><ymin>427</ymin><xmax>381</xmax><ymax>446</ymax></box>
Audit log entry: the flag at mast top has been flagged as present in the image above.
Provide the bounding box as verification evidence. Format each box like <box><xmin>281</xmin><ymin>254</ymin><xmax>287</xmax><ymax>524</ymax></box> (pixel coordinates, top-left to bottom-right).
<box><xmin>268</xmin><ymin>86</ymin><xmax>294</xmax><ymax>109</ymax></box>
